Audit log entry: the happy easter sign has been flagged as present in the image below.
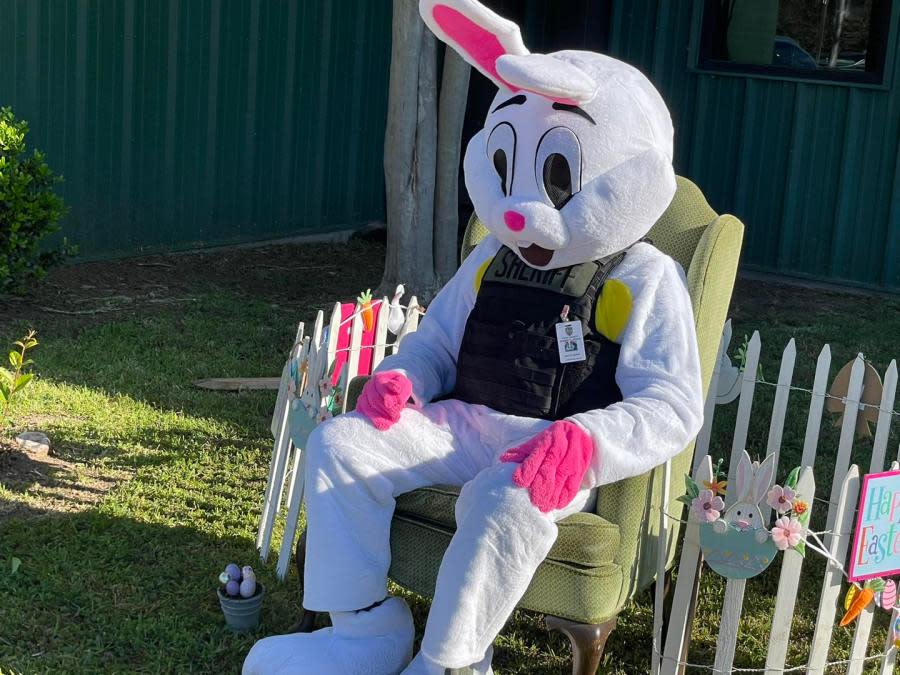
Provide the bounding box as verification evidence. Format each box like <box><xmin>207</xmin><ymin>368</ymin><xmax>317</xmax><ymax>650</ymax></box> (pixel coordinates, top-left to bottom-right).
<box><xmin>849</xmin><ymin>469</ymin><xmax>900</xmax><ymax>582</ymax></box>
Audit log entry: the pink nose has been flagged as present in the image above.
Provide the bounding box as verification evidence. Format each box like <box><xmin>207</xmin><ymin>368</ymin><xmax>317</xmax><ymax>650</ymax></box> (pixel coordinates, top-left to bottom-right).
<box><xmin>503</xmin><ymin>210</ymin><xmax>525</xmax><ymax>232</ymax></box>
<box><xmin>737</xmin><ymin>520</ymin><xmax>750</xmax><ymax>530</ymax></box>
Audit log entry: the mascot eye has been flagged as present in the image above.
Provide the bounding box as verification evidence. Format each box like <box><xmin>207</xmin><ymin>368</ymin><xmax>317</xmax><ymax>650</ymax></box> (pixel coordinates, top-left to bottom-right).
<box><xmin>543</xmin><ymin>154</ymin><xmax>572</xmax><ymax>208</ymax></box>
<box><xmin>486</xmin><ymin>122</ymin><xmax>516</xmax><ymax>196</ymax></box>
<box><xmin>493</xmin><ymin>149</ymin><xmax>508</xmax><ymax>195</ymax></box>
<box><xmin>535</xmin><ymin>127</ymin><xmax>582</xmax><ymax>210</ymax></box>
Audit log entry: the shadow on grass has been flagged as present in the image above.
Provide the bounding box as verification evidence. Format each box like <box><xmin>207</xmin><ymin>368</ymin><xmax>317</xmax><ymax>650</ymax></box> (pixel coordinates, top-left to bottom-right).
<box><xmin>0</xmin><ymin>510</ymin><xmax>302</xmax><ymax>674</ymax></box>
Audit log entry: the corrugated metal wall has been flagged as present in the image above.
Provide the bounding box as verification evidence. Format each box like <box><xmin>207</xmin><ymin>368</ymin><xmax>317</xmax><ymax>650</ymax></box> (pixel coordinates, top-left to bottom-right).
<box><xmin>0</xmin><ymin>0</ymin><xmax>392</xmax><ymax>259</ymax></box>
<box><xmin>608</xmin><ymin>1</ymin><xmax>900</xmax><ymax>291</ymax></box>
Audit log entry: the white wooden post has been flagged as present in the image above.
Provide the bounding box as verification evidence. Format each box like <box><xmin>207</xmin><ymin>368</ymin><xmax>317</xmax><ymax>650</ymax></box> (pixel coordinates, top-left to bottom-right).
<box><xmin>275</xmin><ymin>443</ymin><xmax>306</xmax><ymax>580</ymax></box>
<box><xmin>661</xmin><ymin>456</ymin><xmax>714</xmax><ymax>675</ymax></box>
<box><xmin>807</xmin><ymin>465</ymin><xmax>861</xmax><ymax>674</ymax></box>
<box><xmin>823</xmin><ymin>356</ymin><xmax>865</xmax><ymax>550</ymax></box>
<box><xmin>395</xmin><ymin>296</ymin><xmax>420</xmax><ymax>349</ymax></box>
<box><xmin>765</xmin><ymin>467</ymin><xmax>816</xmax><ymax>673</ymax></box>
<box><xmin>651</xmin><ymin>458</ymin><xmax>672</xmax><ymax>675</ymax></box>
<box><xmin>713</xmin><ymin>331</ymin><xmax>762</xmax><ymax>675</ymax></box>
<box><xmin>344</xmin><ymin>312</ymin><xmax>364</xmax><ymax>404</ymax></box>
<box><xmin>800</xmin><ymin>345</ymin><xmax>832</xmax><ymax>467</ymax></box>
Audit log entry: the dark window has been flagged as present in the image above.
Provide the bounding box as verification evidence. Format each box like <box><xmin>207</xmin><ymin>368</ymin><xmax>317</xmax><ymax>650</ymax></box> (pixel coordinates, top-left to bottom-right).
<box><xmin>697</xmin><ymin>0</ymin><xmax>893</xmax><ymax>85</ymax></box>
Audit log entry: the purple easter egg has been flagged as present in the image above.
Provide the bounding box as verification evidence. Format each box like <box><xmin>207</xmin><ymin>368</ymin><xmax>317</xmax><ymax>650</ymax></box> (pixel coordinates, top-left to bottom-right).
<box><xmin>242</xmin><ymin>565</ymin><xmax>255</xmax><ymax>580</ymax></box>
<box><xmin>239</xmin><ymin>577</ymin><xmax>257</xmax><ymax>598</ymax></box>
<box><xmin>225</xmin><ymin>563</ymin><xmax>242</xmax><ymax>582</ymax></box>
<box><xmin>225</xmin><ymin>580</ymin><xmax>240</xmax><ymax>597</ymax></box>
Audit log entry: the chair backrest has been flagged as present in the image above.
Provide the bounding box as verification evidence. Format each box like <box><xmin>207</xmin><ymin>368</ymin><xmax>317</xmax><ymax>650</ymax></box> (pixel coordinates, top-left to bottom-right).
<box><xmin>462</xmin><ymin>177</ymin><xmax>744</xmax><ymax>601</ymax></box>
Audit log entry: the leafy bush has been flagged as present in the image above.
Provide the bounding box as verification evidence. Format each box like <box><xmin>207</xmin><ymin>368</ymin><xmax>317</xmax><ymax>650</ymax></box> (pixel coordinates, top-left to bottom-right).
<box><xmin>0</xmin><ymin>107</ymin><xmax>70</xmax><ymax>293</ymax></box>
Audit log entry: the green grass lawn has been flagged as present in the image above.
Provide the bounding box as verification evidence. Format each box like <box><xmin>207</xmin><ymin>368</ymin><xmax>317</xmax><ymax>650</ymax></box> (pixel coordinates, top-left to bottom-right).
<box><xmin>1</xmin><ymin>241</ymin><xmax>899</xmax><ymax>674</ymax></box>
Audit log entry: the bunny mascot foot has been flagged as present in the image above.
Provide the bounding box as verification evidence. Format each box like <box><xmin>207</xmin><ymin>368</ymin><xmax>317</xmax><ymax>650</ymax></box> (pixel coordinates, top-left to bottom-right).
<box><xmin>246</xmin><ymin>0</ymin><xmax>705</xmax><ymax>671</ymax></box>
<box><xmin>241</xmin><ymin>597</ymin><xmax>414</xmax><ymax>675</ymax></box>
<box><xmin>403</xmin><ymin>647</ymin><xmax>494</xmax><ymax>675</ymax></box>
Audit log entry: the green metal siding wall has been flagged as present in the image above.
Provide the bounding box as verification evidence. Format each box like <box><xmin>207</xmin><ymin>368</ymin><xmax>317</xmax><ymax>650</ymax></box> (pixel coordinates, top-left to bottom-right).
<box><xmin>0</xmin><ymin>0</ymin><xmax>392</xmax><ymax>259</ymax></box>
<box><xmin>608</xmin><ymin>1</ymin><xmax>900</xmax><ymax>291</ymax></box>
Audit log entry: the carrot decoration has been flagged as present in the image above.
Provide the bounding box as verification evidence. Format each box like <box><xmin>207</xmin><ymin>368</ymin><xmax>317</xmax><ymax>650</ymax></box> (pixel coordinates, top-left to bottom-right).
<box><xmin>357</xmin><ymin>289</ymin><xmax>375</xmax><ymax>332</ymax></box>
<box><xmin>840</xmin><ymin>579</ymin><xmax>885</xmax><ymax>626</ymax></box>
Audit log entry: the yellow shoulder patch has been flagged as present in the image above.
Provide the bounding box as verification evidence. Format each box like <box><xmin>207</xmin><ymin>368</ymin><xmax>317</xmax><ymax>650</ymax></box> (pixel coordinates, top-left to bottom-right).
<box><xmin>594</xmin><ymin>279</ymin><xmax>632</xmax><ymax>343</ymax></box>
<box><xmin>473</xmin><ymin>257</ymin><xmax>492</xmax><ymax>294</ymax></box>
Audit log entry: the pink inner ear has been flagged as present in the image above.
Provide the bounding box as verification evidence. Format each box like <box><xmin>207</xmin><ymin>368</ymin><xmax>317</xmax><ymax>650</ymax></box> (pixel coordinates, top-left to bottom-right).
<box><xmin>433</xmin><ymin>5</ymin><xmax>518</xmax><ymax>91</ymax></box>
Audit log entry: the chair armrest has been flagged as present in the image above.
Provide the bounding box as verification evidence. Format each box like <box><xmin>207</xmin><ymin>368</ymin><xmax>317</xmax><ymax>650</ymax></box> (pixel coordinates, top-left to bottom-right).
<box><xmin>596</xmin><ymin>213</ymin><xmax>744</xmax><ymax>603</ymax></box>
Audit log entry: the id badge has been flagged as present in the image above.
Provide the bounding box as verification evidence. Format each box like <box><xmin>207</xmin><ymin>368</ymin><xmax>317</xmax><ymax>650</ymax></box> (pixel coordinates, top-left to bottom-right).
<box><xmin>555</xmin><ymin>321</ymin><xmax>587</xmax><ymax>363</ymax></box>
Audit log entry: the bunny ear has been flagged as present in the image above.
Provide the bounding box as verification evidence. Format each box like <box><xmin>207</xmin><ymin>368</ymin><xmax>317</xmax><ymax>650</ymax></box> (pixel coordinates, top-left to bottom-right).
<box><xmin>733</xmin><ymin>450</ymin><xmax>753</xmax><ymax>501</ymax></box>
<box><xmin>420</xmin><ymin>0</ymin><xmax>528</xmax><ymax>89</ymax></box>
<box><xmin>752</xmin><ymin>454</ymin><xmax>777</xmax><ymax>504</ymax></box>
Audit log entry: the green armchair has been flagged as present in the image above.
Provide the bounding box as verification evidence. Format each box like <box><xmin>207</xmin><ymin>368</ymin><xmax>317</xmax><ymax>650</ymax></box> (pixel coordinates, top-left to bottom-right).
<box><xmin>296</xmin><ymin>177</ymin><xmax>743</xmax><ymax>673</ymax></box>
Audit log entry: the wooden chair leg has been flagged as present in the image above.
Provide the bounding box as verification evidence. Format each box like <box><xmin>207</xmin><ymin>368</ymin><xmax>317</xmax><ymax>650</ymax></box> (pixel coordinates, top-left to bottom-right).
<box><xmin>286</xmin><ymin>528</ymin><xmax>320</xmax><ymax>634</ymax></box>
<box><xmin>546</xmin><ymin>614</ymin><xmax>618</xmax><ymax>675</ymax></box>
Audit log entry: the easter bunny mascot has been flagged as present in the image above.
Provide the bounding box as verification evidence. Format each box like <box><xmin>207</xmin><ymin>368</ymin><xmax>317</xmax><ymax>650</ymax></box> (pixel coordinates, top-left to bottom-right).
<box><xmin>243</xmin><ymin>0</ymin><xmax>703</xmax><ymax>673</ymax></box>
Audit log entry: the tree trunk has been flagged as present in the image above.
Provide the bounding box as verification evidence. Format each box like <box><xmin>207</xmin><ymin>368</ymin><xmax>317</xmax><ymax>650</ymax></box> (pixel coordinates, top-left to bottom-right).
<box><xmin>433</xmin><ymin>49</ymin><xmax>471</xmax><ymax>286</ymax></box>
<box><xmin>382</xmin><ymin>0</ymin><xmax>440</xmax><ymax>301</ymax></box>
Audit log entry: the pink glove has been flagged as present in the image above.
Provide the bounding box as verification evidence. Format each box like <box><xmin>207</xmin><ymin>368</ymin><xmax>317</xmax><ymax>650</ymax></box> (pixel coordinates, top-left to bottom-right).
<box><xmin>356</xmin><ymin>371</ymin><xmax>413</xmax><ymax>431</ymax></box>
<box><xmin>500</xmin><ymin>420</ymin><xmax>595</xmax><ymax>513</ymax></box>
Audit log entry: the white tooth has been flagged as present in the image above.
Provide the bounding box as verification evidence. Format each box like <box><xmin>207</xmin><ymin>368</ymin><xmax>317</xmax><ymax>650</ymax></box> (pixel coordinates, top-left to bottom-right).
<box><xmin>519</xmin><ymin>241</ymin><xmax>533</xmax><ymax>248</ymax></box>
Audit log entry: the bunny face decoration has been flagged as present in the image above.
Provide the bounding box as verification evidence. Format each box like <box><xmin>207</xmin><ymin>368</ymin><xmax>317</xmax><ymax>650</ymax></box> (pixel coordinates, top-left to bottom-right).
<box><xmin>245</xmin><ymin>2</ymin><xmax>706</xmax><ymax>673</ymax></box>
<box><xmin>422</xmin><ymin>0</ymin><xmax>676</xmax><ymax>269</ymax></box>
<box><xmin>722</xmin><ymin>451</ymin><xmax>776</xmax><ymax>531</ymax></box>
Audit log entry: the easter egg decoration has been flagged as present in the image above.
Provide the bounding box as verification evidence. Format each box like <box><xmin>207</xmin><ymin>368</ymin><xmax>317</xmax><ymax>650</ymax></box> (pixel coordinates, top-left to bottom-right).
<box><xmin>880</xmin><ymin>579</ymin><xmax>897</xmax><ymax>610</ymax></box>
<box><xmin>240</xmin><ymin>577</ymin><xmax>257</xmax><ymax>599</ymax></box>
<box><xmin>218</xmin><ymin>571</ymin><xmax>231</xmax><ymax>586</ymax></box>
<box><xmin>225</xmin><ymin>563</ymin><xmax>242</xmax><ymax>581</ymax></box>
<box><xmin>225</xmin><ymin>579</ymin><xmax>241</xmax><ymax>597</ymax></box>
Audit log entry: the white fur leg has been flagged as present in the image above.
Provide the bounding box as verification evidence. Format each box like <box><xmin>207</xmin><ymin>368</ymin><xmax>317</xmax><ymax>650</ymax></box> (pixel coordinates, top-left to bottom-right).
<box><xmin>420</xmin><ymin>463</ymin><xmax>591</xmax><ymax>668</ymax></box>
<box><xmin>243</xmin><ymin>597</ymin><xmax>414</xmax><ymax>675</ymax></box>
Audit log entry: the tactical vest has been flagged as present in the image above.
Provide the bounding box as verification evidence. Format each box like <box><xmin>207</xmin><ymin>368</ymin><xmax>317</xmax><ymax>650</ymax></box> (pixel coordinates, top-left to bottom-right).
<box><xmin>450</xmin><ymin>246</ymin><xmax>628</xmax><ymax>420</ymax></box>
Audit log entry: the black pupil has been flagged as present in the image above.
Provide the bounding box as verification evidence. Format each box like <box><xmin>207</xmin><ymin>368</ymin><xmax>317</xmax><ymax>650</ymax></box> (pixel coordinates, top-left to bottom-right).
<box><xmin>543</xmin><ymin>153</ymin><xmax>572</xmax><ymax>208</ymax></box>
<box><xmin>493</xmin><ymin>149</ymin><xmax>508</xmax><ymax>195</ymax></box>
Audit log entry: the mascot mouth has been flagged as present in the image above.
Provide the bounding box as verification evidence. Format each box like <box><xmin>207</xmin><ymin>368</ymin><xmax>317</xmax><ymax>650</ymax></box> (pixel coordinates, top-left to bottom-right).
<box><xmin>518</xmin><ymin>243</ymin><xmax>555</xmax><ymax>267</ymax></box>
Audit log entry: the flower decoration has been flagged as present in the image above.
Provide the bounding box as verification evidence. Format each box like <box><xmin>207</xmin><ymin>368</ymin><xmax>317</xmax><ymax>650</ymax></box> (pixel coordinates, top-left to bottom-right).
<box><xmin>766</xmin><ymin>485</ymin><xmax>796</xmax><ymax>514</ymax></box>
<box><xmin>692</xmin><ymin>489</ymin><xmax>725</xmax><ymax>523</ymax></box>
<box><xmin>791</xmin><ymin>498</ymin><xmax>808</xmax><ymax>516</ymax></box>
<box><xmin>771</xmin><ymin>516</ymin><xmax>803</xmax><ymax>550</ymax></box>
<box><xmin>703</xmin><ymin>478</ymin><xmax>728</xmax><ymax>496</ymax></box>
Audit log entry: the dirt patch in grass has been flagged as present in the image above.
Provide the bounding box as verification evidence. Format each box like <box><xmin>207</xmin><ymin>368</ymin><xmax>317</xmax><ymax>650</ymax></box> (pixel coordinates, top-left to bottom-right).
<box><xmin>0</xmin><ymin>438</ymin><xmax>126</xmax><ymax>522</ymax></box>
<box><xmin>0</xmin><ymin>233</ymin><xmax>387</xmax><ymax>335</ymax></box>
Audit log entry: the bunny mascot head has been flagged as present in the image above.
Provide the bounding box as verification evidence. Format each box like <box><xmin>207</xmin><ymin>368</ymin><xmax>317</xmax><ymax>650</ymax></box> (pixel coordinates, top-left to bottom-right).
<box><xmin>244</xmin><ymin>3</ymin><xmax>703</xmax><ymax>675</ymax></box>
<box><xmin>422</xmin><ymin>0</ymin><xmax>676</xmax><ymax>269</ymax></box>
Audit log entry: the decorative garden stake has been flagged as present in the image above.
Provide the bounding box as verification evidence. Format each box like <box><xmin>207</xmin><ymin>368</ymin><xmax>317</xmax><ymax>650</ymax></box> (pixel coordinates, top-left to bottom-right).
<box><xmin>682</xmin><ymin>451</ymin><xmax>809</xmax><ymax>580</ymax></box>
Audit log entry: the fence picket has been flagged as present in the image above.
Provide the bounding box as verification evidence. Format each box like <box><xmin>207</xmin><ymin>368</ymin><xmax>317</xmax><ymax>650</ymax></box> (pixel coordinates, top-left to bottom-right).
<box><xmin>395</xmin><ymin>296</ymin><xmax>419</xmax><ymax>349</ymax></box>
<box><xmin>807</xmin><ymin>465</ymin><xmax>861</xmax><ymax>674</ymax></box>
<box><xmin>372</xmin><ymin>296</ymin><xmax>390</xmax><ymax>368</ymax></box>
<box><xmin>713</xmin><ymin>331</ymin><xmax>765</xmax><ymax>674</ymax></box>
<box><xmin>693</xmin><ymin>325</ymin><xmax>730</xmax><ymax>473</ymax></box>
<box><xmin>651</xmin><ymin>459</ymin><xmax>672</xmax><ymax>675</ymax></box>
<box><xmin>661</xmin><ymin>456</ymin><xmax>714</xmax><ymax>675</ymax></box>
<box><xmin>765</xmin><ymin>467</ymin><xmax>816</xmax><ymax>672</ymax></box>
<box><xmin>824</xmin><ymin>356</ymin><xmax>865</xmax><ymax>551</ymax></box>
<box><xmin>800</xmin><ymin>345</ymin><xmax>832</xmax><ymax>467</ymax></box>
<box><xmin>344</xmin><ymin>312</ymin><xmax>364</xmax><ymax>404</ymax></box>
<box><xmin>869</xmin><ymin>360</ymin><xmax>897</xmax><ymax>473</ymax></box>
<box><xmin>275</xmin><ymin>444</ymin><xmax>306</xmax><ymax>580</ymax></box>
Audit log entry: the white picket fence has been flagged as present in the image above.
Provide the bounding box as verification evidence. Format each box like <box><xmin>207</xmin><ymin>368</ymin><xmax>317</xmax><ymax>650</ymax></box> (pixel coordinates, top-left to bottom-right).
<box><xmin>655</xmin><ymin>321</ymin><xmax>900</xmax><ymax>674</ymax></box>
<box><xmin>256</xmin><ymin>296</ymin><xmax>422</xmax><ymax>580</ymax></box>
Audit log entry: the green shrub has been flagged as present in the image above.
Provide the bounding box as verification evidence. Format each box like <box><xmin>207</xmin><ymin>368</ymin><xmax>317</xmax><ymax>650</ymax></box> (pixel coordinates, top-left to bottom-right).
<box><xmin>0</xmin><ymin>106</ymin><xmax>70</xmax><ymax>293</ymax></box>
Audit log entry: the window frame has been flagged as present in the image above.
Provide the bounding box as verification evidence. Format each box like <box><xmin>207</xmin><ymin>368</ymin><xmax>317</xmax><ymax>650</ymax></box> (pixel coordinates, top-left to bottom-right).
<box><xmin>687</xmin><ymin>0</ymin><xmax>899</xmax><ymax>90</ymax></box>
